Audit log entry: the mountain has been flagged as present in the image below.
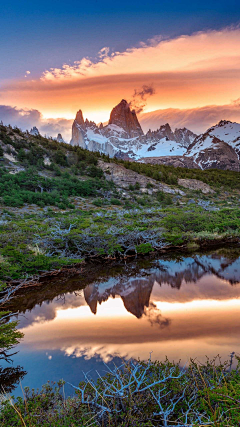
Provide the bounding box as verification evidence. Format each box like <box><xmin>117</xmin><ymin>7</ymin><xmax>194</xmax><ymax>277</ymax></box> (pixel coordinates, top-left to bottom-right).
<box><xmin>142</xmin><ymin>120</ymin><xmax>240</xmax><ymax>171</ymax></box>
<box><xmin>139</xmin><ymin>105</ymin><xmax>240</xmax><ymax>134</ymax></box>
<box><xmin>70</xmin><ymin>100</ymin><xmax>197</xmax><ymax>160</ymax></box>
<box><xmin>109</xmin><ymin>99</ymin><xmax>143</xmax><ymax>138</ymax></box>
<box><xmin>56</xmin><ymin>133</ymin><xmax>65</xmax><ymax>143</ymax></box>
<box><xmin>29</xmin><ymin>126</ymin><xmax>40</xmax><ymax>136</ymax></box>
<box><xmin>185</xmin><ymin>120</ymin><xmax>240</xmax><ymax>170</ymax></box>
<box><xmin>69</xmin><ymin>101</ymin><xmax>240</xmax><ymax>170</ymax></box>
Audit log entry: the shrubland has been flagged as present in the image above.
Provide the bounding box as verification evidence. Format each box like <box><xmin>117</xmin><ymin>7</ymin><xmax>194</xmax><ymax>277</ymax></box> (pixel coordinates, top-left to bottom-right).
<box><xmin>0</xmin><ymin>354</ymin><xmax>239</xmax><ymax>426</ymax></box>
<box><xmin>0</xmin><ymin>123</ymin><xmax>240</xmax><ymax>284</ymax></box>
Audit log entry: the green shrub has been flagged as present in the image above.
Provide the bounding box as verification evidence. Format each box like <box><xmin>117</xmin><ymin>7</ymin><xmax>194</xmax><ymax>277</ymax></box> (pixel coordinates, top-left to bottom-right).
<box><xmin>136</xmin><ymin>243</ymin><xmax>154</xmax><ymax>254</ymax></box>
<box><xmin>110</xmin><ymin>198</ymin><xmax>122</xmax><ymax>205</ymax></box>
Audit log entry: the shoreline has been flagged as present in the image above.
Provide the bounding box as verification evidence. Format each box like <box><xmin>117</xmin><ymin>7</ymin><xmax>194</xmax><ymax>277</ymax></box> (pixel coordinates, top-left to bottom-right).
<box><xmin>2</xmin><ymin>236</ymin><xmax>240</xmax><ymax>302</ymax></box>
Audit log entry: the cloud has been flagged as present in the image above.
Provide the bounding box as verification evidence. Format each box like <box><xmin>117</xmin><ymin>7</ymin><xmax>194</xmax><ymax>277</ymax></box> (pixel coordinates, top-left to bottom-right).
<box><xmin>1</xmin><ymin>26</ymin><xmax>240</xmax><ymax>121</ymax></box>
<box><xmin>143</xmin><ymin>302</ymin><xmax>170</xmax><ymax>328</ymax></box>
<box><xmin>39</xmin><ymin>26</ymin><xmax>240</xmax><ymax>82</ymax></box>
<box><xmin>129</xmin><ymin>84</ymin><xmax>156</xmax><ymax>114</ymax></box>
<box><xmin>139</xmin><ymin>102</ymin><xmax>240</xmax><ymax>133</ymax></box>
<box><xmin>0</xmin><ymin>105</ymin><xmax>72</xmax><ymax>141</ymax></box>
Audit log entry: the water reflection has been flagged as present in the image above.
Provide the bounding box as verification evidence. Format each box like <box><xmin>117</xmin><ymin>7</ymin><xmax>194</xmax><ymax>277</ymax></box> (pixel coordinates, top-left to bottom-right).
<box><xmin>0</xmin><ymin>365</ymin><xmax>26</xmax><ymax>393</ymax></box>
<box><xmin>3</xmin><ymin>248</ymin><xmax>240</xmax><ymax>393</ymax></box>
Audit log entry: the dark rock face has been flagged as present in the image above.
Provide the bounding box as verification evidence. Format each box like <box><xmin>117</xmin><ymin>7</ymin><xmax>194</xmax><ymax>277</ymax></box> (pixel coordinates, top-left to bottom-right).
<box><xmin>108</xmin><ymin>99</ymin><xmax>144</xmax><ymax>138</ymax></box>
<box><xmin>174</xmin><ymin>128</ymin><xmax>197</xmax><ymax>148</ymax></box>
<box><xmin>141</xmin><ymin>156</ymin><xmax>200</xmax><ymax>169</ymax></box>
<box><xmin>29</xmin><ymin>126</ymin><xmax>40</xmax><ymax>136</ymax></box>
<box><xmin>146</xmin><ymin>123</ymin><xmax>174</xmax><ymax>141</ymax></box>
<box><xmin>192</xmin><ymin>140</ymin><xmax>240</xmax><ymax>171</ymax></box>
<box><xmin>56</xmin><ymin>133</ymin><xmax>64</xmax><ymax>143</ymax></box>
<box><xmin>75</xmin><ymin>110</ymin><xmax>85</xmax><ymax>128</ymax></box>
<box><xmin>70</xmin><ymin>110</ymin><xmax>86</xmax><ymax>148</ymax></box>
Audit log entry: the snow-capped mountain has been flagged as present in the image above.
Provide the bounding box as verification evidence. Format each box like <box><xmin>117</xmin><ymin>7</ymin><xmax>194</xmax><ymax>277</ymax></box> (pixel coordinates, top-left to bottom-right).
<box><xmin>186</xmin><ymin>120</ymin><xmax>240</xmax><ymax>170</ymax></box>
<box><xmin>70</xmin><ymin>102</ymin><xmax>240</xmax><ymax>170</ymax></box>
<box><xmin>70</xmin><ymin>99</ymin><xmax>197</xmax><ymax>160</ymax></box>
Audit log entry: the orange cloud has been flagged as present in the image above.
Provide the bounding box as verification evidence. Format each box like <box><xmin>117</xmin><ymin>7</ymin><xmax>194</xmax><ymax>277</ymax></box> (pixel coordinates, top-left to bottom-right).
<box><xmin>1</xmin><ymin>26</ymin><xmax>240</xmax><ymax>122</ymax></box>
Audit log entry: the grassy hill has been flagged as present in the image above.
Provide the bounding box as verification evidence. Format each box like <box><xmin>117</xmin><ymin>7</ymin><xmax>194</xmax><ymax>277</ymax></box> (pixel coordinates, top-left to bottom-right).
<box><xmin>0</xmin><ymin>123</ymin><xmax>240</xmax><ymax>285</ymax></box>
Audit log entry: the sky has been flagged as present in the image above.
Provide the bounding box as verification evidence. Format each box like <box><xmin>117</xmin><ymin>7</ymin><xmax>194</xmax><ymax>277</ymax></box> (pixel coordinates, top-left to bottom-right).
<box><xmin>1</xmin><ymin>0</ymin><xmax>240</xmax><ymax>138</ymax></box>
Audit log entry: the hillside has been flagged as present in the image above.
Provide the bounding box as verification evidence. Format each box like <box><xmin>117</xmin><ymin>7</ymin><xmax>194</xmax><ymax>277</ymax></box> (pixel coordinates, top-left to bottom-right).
<box><xmin>0</xmin><ymin>122</ymin><xmax>240</xmax><ymax>286</ymax></box>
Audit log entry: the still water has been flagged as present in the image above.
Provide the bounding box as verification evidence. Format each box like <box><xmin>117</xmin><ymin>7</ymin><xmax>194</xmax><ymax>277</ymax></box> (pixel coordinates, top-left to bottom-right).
<box><xmin>3</xmin><ymin>248</ymin><xmax>240</xmax><ymax>394</ymax></box>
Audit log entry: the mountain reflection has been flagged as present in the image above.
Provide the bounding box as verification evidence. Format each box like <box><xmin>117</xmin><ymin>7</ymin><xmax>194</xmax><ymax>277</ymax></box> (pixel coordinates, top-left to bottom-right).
<box><xmin>4</xmin><ymin>249</ymin><xmax>240</xmax><ymax>395</ymax></box>
<box><xmin>0</xmin><ymin>365</ymin><xmax>26</xmax><ymax>393</ymax></box>
<box><xmin>7</xmin><ymin>249</ymin><xmax>240</xmax><ymax>331</ymax></box>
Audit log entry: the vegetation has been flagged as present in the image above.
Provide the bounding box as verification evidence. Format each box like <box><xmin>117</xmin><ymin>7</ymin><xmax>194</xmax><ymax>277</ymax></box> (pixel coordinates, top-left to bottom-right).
<box><xmin>0</xmin><ymin>355</ymin><xmax>239</xmax><ymax>426</ymax></box>
<box><xmin>0</xmin><ymin>123</ymin><xmax>240</xmax><ymax>284</ymax></box>
<box><xmin>1</xmin><ymin>124</ymin><xmax>240</xmax><ymax>426</ymax></box>
<box><xmin>0</xmin><ymin>167</ymin><xmax>113</xmax><ymax>209</ymax></box>
<box><xmin>0</xmin><ymin>205</ymin><xmax>239</xmax><ymax>285</ymax></box>
<box><xmin>116</xmin><ymin>158</ymin><xmax>240</xmax><ymax>189</ymax></box>
<box><xmin>162</xmin><ymin>207</ymin><xmax>240</xmax><ymax>245</ymax></box>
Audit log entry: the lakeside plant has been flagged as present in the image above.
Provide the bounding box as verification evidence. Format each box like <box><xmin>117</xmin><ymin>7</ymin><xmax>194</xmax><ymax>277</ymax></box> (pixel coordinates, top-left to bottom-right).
<box><xmin>0</xmin><ymin>354</ymin><xmax>239</xmax><ymax>426</ymax></box>
<box><xmin>0</xmin><ymin>205</ymin><xmax>239</xmax><ymax>285</ymax></box>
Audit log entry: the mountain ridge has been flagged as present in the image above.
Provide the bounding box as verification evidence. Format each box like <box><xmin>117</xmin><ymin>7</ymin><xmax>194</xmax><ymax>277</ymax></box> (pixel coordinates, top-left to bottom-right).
<box><xmin>69</xmin><ymin>100</ymin><xmax>240</xmax><ymax>170</ymax></box>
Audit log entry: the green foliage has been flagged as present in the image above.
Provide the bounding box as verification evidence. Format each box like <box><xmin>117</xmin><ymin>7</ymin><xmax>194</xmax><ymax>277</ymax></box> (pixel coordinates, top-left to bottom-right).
<box><xmin>0</xmin><ymin>168</ymin><xmax>112</xmax><ymax>209</ymax></box>
<box><xmin>110</xmin><ymin>197</ymin><xmax>122</xmax><ymax>205</ymax></box>
<box><xmin>0</xmin><ymin>312</ymin><xmax>24</xmax><ymax>361</ymax></box>
<box><xmin>1</xmin><ymin>357</ymin><xmax>240</xmax><ymax>426</ymax></box>
<box><xmin>54</xmin><ymin>149</ymin><xmax>68</xmax><ymax>166</ymax></box>
<box><xmin>156</xmin><ymin>191</ymin><xmax>173</xmax><ymax>205</ymax></box>
<box><xmin>0</xmin><ymin>381</ymin><xmax>90</xmax><ymax>426</ymax></box>
<box><xmin>162</xmin><ymin>208</ymin><xmax>240</xmax><ymax>234</ymax></box>
<box><xmin>136</xmin><ymin>243</ymin><xmax>154</xmax><ymax>254</ymax></box>
<box><xmin>162</xmin><ymin>208</ymin><xmax>240</xmax><ymax>244</ymax></box>
<box><xmin>115</xmin><ymin>158</ymin><xmax>240</xmax><ymax>189</ymax></box>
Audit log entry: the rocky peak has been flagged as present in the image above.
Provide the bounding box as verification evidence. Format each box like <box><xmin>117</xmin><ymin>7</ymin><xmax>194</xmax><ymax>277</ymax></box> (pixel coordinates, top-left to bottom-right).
<box><xmin>29</xmin><ymin>126</ymin><xmax>40</xmax><ymax>136</ymax></box>
<box><xmin>70</xmin><ymin>110</ymin><xmax>86</xmax><ymax>147</ymax></box>
<box><xmin>174</xmin><ymin>127</ymin><xmax>197</xmax><ymax>148</ymax></box>
<box><xmin>157</xmin><ymin>123</ymin><xmax>175</xmax><ymax>140</ymax></box>
<box><xmin>217</xmin><ymin>120</ymin><xmax>233</xmax><ymax>127</ymax></box>
<box><xmin>75</xmin><ymin>110</ymin><xmax>85</xmax><ymax>128</ymax></box>
<box><xmin>56</xmin><ymin>133</ymin><xmax>64</xmax><ymax>143</ymax></box>
<box><xmin>108</xmin><ymin>99</ymin><xmax>144</xmax><ymax>138</ymax></box>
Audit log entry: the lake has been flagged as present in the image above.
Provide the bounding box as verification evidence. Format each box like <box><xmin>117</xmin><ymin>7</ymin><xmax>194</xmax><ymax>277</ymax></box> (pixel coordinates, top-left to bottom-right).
<box><xmin>2</xmin><ymin>247</ymin><xmax>240</xmax><ymax>396</ymax></box>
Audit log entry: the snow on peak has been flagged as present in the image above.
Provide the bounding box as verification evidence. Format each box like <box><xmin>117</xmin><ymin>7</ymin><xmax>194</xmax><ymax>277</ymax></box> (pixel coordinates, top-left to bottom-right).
<box><xmin>208</xmin><ymin>121</ymin><xmax>240</xmax><ymax>145</ymax></box>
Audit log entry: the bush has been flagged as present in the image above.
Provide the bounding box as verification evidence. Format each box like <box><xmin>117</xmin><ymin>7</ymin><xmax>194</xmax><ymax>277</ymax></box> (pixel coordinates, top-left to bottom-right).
<box><xmin>110</xmin><ymin>198</ymin><xmax>122</xmax><ymax>205</ymax></box>
<box><xmin>54</xmin><ymin>150</ymin><xmax>68</xmax><ymax>167</ymax></box>
<box><xmin>136</xmin><ymin>243</ymin><xmax>154</xmax><ymax>254</ymax></box>
<box><xmin>1</xmin><ymin>356</ymin><xmax>240</xmax><ymax>426</ymax></box>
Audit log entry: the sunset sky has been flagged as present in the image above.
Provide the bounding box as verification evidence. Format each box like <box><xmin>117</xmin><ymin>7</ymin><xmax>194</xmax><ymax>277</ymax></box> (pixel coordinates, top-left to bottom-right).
<box><xmin>1</xmin><ymin>0</ymin><xmax>240</xmax><ymax>138</ymax></box>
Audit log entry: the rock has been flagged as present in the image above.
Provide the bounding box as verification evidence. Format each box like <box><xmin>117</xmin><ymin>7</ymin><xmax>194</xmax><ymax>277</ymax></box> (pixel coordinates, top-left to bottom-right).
<box><xmin>29</xmin><ymin>126</ymin><xmax>40</xmax><ymax>136</ymax></box>
<box><xmin>56</xmin><ymin>133</ymin><xmax>65</xmax><ymax>143</ymax></box>
<box><xmin>141</xmin><ymin>156</ymin><xmax>199</xmax><ymax>169</ymax></box>
<box><xmin>178</xmin><ymin>178</ymin><xmax>215</xmax><ymax>194</ymax></box>
<box><xmin>69</xmin><ymin>101</ymin><xmax>197</xmax><ymax>161</ymax></box>
<box><xmin>185</xmin><ymin>121</ymin><xmax>240</xmax><ymax>171</ymax></box>
<box><xmin>108</xmin><ymin>99</ymin><xmax>144</xmax><ymax>138</ymax></box>
<box><xmin>43</xmin><ymin>156</ymin><xmax>51</xmax><ymax>166</ymax></box>
<box><xmin>69</xmin><ymin>104</ymin><xmax>240</xmax><ymax>171</ymax></box>
<box><xmin>70</xmin><ymin>110</ymin><xmax>86</xmax><ymax>148</ymax></box>
<box><xmin>98</xmin><ymin>160</ymin><xmax>185</xmax><ymax>195</ymax></box>
<box><xmin>174</xmin><ymin>127</ymin><xmax>197</xmax><ymax>148</ymax></box>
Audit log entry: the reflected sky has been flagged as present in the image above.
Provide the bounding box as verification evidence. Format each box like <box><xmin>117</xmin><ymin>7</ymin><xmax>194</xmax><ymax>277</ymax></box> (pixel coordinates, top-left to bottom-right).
<box><xmin>7</xmin><ymin>250</ymin><xmax>240</xmax><ymax>394</ymax></box>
